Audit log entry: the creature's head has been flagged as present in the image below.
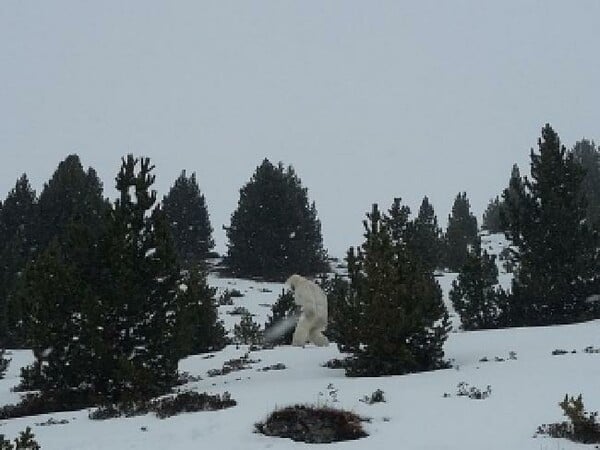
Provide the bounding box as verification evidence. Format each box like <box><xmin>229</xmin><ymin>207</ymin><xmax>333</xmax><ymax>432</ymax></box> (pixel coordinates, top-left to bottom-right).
<box><xmin>285</xmin><ymin>274</ymin><xmax>303</xmax><ymax>291</ymax></box>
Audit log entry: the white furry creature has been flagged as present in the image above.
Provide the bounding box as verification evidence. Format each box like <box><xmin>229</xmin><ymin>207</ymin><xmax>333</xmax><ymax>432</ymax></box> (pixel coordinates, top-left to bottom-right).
<box><xmin>286</xmin><ymin>274</ymin><xmax>329</xmax><ymax>347</ymax></box>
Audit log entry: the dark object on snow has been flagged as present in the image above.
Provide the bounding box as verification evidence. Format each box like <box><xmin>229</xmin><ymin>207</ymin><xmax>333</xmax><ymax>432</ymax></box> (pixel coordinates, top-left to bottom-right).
<box><xmin>256</xmin><ymin>404</ymin><xmax>368</xmax><ymax>443</ymax></box>
<box><xmin>359</xmin><ymin>389</ymin><xmax>385</xmax><ymax>405</ymax></box>
<box><xmin>89</xmin><ymin>391</ymin><xmax>236</xmax><ymax>420</ymax></box>
<box><xmin>259</xmin><ymin>363</ymin><xmax>286</xmax><ymax>372</ymax></box>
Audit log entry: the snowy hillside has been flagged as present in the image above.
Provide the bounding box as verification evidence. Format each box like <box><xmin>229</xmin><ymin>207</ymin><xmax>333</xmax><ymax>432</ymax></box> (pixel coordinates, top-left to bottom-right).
<box><xmin>1</xmin><ymin>235</ymin><xmax>599</xmax><ymax>450</ymax></box>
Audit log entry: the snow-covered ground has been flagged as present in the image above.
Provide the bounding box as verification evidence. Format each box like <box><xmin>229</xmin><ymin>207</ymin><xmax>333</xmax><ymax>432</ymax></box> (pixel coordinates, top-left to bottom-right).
<box><xmin>1</xmin><ymin>234</ymin><xmax>598</xmax><ymax>449</ymax></box>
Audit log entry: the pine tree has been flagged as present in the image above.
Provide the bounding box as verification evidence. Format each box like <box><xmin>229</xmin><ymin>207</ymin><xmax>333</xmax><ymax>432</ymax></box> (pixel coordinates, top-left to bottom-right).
<box><xmin>225</xmin><ymin>159</ymin><xmax>328</xmax><ymax>281</ymax></box>
<box><xmin>572</xmin><ymin>139</ymin><xmax>600</xmax><ymax>228</ymax></box>
<box><xmin>0</xmin><ymin>427</ymin><xmax>41</xmax><ymax>450</ymax></box>
<box><xmin>234</xmin><ymin>312</ymin><xmax>262</xmax><ymax>345</ymax></box>
<box><xmin>0</xmin><ymin>175</ymin><xmax>38</xmax><ymax>347</ymax></box>
<box><xmin>445</xmin><ymin>192</ymin><xmax>478</xmax><ymax>271</ymax></box>
<box><xmin>500</xmin><ymin>164</ymin><xmax>527</xmax><ymax>246</ymax></box>
<box><xmin>175</xmin><ymin>264</ymin><xmax>226</xmax><ymax>356</ymax></box>
<box><xmin>407</xmin><ymin>196</ymin><xmax>443</xmax><ymax>272</ymax></box>
<box><xmin>7</xmin><ymin>157</ymin><xmax>107</xmax><ymax>350</ymax></box>
<box><xmin>21</xmin><ymin>155</ymin><xmax>187</xmax><ymax>404</ymax></box>
<box><xmin>19</xmin><ymin>238</ymin><xmax>97</xmax><ymax>399</ymax></box>
<box><xmin>315</xmin><ymin>275</ymin><xmax>358</xmax><ymax>352</ymax></box>
<box><xmin>449</xmin><ymin>237</ymin><xmax>505</xmax><ymax>330</ymax></box>
<box><xmin>37</xmin><ymin>154</ymin><xmax>108</xmax><ymax>250</ymax></box>
<box><xmin>94</xmin><ymin>155</ymin><xmax>181</xmax><ymax>401</ymax></box>
<box><xmin>338</xmin><ymin>201</ymin><xmax>450</xmax><ymax>377</ymax></box>
<box><xmin>163</xmin><ymin>170</ymin><xmax>215</xmax><ymax>266</ymax></box>
<box><xmin>503</xmin><ymin>125</ymin><xmax>598</xmax><ymax>326</ymax></box>
<box><xmin>482</xmin><ymin>196</ymin><xmax>503</xmax><ymax>233</ymax></box>
<box><xmin>12</xmin><ymin>427</ymin><xmax>40</xmax><ymax>450</ymax></box>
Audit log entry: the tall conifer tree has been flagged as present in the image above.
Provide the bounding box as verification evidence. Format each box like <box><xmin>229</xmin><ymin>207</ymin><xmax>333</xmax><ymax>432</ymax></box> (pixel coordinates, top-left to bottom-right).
<box><xmin>0</xmin><ymin>175</ymin><xmax>38</xmax><ymax>346</ymax></box>
<box><xmin>572</xmin><ymin>139</ymin><xmax>600</xmax><ymax>228</ymax></box>
<box><xmin>37</xmin><ymin>154</ymin><xmax>108</xmax><ymax>250</ymax></box>
<box><xmin>94</xmin><ymin>155</ymin><xmax>181</xmax><ymax>400</ymax></box>
<box><xmin>163</xmin><ymin>170</ymin><xmax>214</xmax><ymax>266</ymax></box>
<box><xmin>335</xmin><ymin>201</ymin><xmax>450</xmax><ymax>377</ymax></box>
<box><xmin>482</xmin><ymin>196</ymin><xmax>503</xmax><ymax>233</ymax></box>
<box><xmin>445</xmin><ymin>192</ymin><xmax>478</xmax><ymax>271</ymax></box>
<box><xmin>449</xmin><ymin>238</ymin><xmax>505</xmax><ymax>330</ymax></box>
<box><xmin>407</xmin><ymin>196</ymin><xmax>443</xmax><ymax>272</ymax></box>
<box><xmin>503</xmin><ymin>125</ymin><xmax>598</xmax><ymax>326</ymax></box>
<box><xmin>225</xmin><ymin>159</ymin><xmax>328</xmax><ymax>280</ymax></box>
<box><xmin>500</xmin><ymin>164</ymin><xmax>527</xmax><ymax>246</ymax></box>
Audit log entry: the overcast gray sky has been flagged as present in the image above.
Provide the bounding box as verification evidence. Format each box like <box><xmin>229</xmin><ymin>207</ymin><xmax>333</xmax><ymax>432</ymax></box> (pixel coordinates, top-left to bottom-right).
<box><xmin>1</xmin><ymin>1</ymin><xmax>599</xmax><ymax>257</ymax></box>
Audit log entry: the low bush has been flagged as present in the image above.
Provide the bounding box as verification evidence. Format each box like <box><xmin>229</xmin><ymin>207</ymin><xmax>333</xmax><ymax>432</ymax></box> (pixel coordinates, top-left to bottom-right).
<box><xmin>456</xmin><ymin>382</ymin><xmax>492</xmax><ymax>400</ymax></box>
<box><xmin>207</xmin><ymin>353</ymin><xmax>260</xmax><ymax>377</ymax></box>
<box><xmin>227</xmin><ymin>306</ymin><xmax>251</xmax><ymax>316</ymax></box>
<box><xmin>219</xmin><ymin>288</ymin><xmax>244</xmax><ymax>305</ymax></box>
<box><xmin>256</xmin><ymin>404</ymin><xmax>368</xmax><ymax>443</ymax></box>
<box><xmin>0</xmin><ymin>392</ymin><xmax>93</xmax><ymax>420</ymax></box>
<box><xmin>153</xmin><ymin>391</ymin><xmax>236</xmax><ymax>419</ymax></box>
<box><xmin>258</xmin><ymin>363</ymin><xmax>286</xmax><ymax>372</ymax></box>
<box><xmin>322</xmin><ymin>358</ymin><xmax>352</xmax><ymax>370</ymax></box>
<box><xmin>584</xmin><ymin>346</ymin><xmax>600</xmax><ymax>354</ymax></box>
<box><xmin>537</xmin><ymin>394</ymin><xmax>600</xmax><ymax>444</ymax></box>
<box><xmin>89</xmin><ymin>391</ymin><xmax>236</xmax><ymax>421</ymax></box>
<box><xmin>359</xmin><ymin>389</ymin><xmax>385</xmax><ymax>405</ymax></box>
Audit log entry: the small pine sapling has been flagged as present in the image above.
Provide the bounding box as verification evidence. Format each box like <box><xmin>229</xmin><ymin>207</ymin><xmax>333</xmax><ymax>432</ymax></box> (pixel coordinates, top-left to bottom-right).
<box><xmin>233</xmin><ymin>313</ymin><xmax>262</xmax><ymax>345</ymax></box>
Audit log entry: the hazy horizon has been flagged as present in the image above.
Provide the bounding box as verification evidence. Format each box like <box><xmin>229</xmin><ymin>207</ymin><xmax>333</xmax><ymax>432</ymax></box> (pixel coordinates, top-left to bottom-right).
<box><xmin>2</xmin><ymin>1</ymin><xmax>599</xmax><ymax>256</ymax></box>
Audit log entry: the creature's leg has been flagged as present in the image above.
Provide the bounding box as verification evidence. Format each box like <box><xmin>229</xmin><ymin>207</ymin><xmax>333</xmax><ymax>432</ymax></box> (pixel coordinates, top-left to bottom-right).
<box><xmin>292</xmin><ymin>315</ymin><xmax>310</xmax><ymax>346</ymax></box>
<box><xmin>308</xmin><ymin>327</ymin><xmax>329</xmax><ymax>347</ymax></box>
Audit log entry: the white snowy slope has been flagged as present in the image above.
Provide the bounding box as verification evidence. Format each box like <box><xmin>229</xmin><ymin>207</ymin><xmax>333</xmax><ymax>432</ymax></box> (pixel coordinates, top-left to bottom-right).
<box><xmin>0</xmin><ymin>234</ymin><xmax>598</xmax><ymax>450</ymax></box>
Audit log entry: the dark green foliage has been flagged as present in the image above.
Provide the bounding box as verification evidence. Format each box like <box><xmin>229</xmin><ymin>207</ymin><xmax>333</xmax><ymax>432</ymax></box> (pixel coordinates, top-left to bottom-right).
<box><xmin>318</xmin><ymin>275</ymin><xmax>360</xmax><ymax>352</ymax></box>
<box><xmin>18</xmin><ymin>238</ymin><xmax>98</xmax><ymax>396</ymax></box>
<box><xmin>18</xmin><ymin>155</ymin><xmax>186</xmax><ymax>407</ymax></box>
<box><xmin>502</xmin><ymin>125</ymin><xmax>599</xmax><ymax>326</ymax></box>
<box><xmin>256</xmin><ymin>404</ymin><xmax>368</xmax><ymax>443</ymax></box>
<box><xmin>537</xmin><ymin>394</ymin><xmax>600</xmax><ymax>444</ymax></box>
<box><xmin>407</xmin><ymin>196</ymin><xmax>443</xmax><ymax>272</ymax></box>
<box><xmin>0</xmin><ymin>427</ymin><xmax>41</xmax><ymax>450</ymax></box>
<box><xmin>233</xmin><ymin>312</ymin><xmax>262</xmax><ymax>345</ymax></box>
<box><xmin>3</xmin><ymin>156</ymin><xmax>108</xmax><ymax>349</ymax></box>
<box><xmin>445</xmin><ymin>192</ymin><xmax>478</xmax><ymax>271</ymax></box>
<box><xmin>219</xmin><ymin>288</ymin><xmax>244</xmax><ymax>304</ymax></box>
<box><xmin>482</xmin><ymin>196</ymin><xmax>503</xmax><ymax>233</ymax></box>
<box><xmin>152</xmin><ymin>391</ymin><xmax>236</xmax><ymax>418</ymax></box>
<box><xmin>89</xmin><ymin>391</ymin><xmax>236</xmax><ymax>421</ymax></box>
<box><xmin>500</xmin><ymin>164</ymin><xmax>527</xmax><ymax>247</ymax></box>
<box><xmin>449</xmin><ymin>238</ymin><xmax>505</xmax><ymax>330</ymax></box>
<box><xmin>92</xmin><ymin>155</ymin><xmax>181</xmax><ymax>401</ymax></box>
<box><xmin>175</xmin><ymin>265</ymin><xmax>227</xmax><ymax>356</ymax></box>
<box><xmin>36</xmin><ymin>154</ymin><xmax>108</xmax><ymax>250</ymax></box>
<box><xmin>0</xmin><ymin>175</ymin><xmax>38</xmax><ymax>347</ymax></box>
<box><xmin>264</xmin><ymin>289</ymin><xmax>299</xmax><ymax>345</ymax></box>
<box><xmin>572</xmin><ymin>139</ymin><xmax>600</xmax><ymax>228</ymax></box>
<box><xmin>225</xmin><ymin>159</ymin><xmax>328</xmax><ymax>281</ymax></box>
<box><xmin>163</xmin><ymin>170</ymin><xmax>214</xmax><ymax>267</ymax></box>
<box><xmin>333</xmin><ymin>201</ymin><xmax>450</xmax><ymax>377</ymax></box>
<box><xmin>558</xmin><ymin>394</ymin><xmax>600</xmax><ymax>443</ymax></box>
<box><xmin>0</xmin><ymin>349</ymin><xmax>9</xmax><ymax>379</ymax></box>
<box><xmin>0</xmin><ymin>392</ymin><xmax>92</xmax><ymax>420</ymax></box>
